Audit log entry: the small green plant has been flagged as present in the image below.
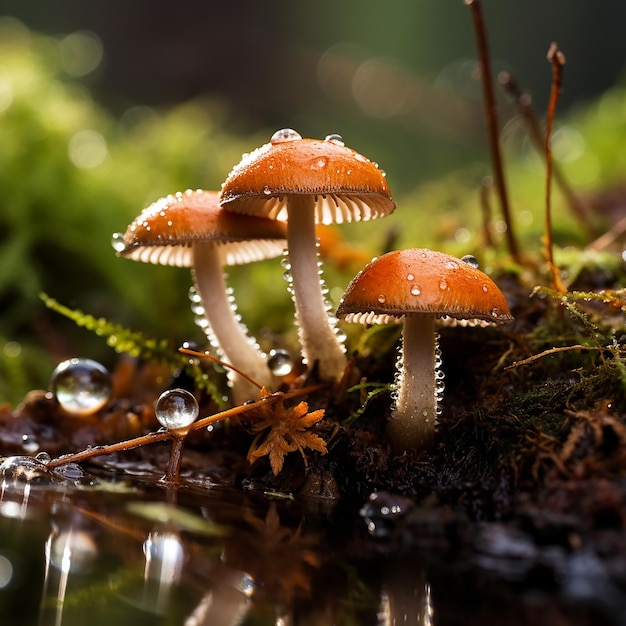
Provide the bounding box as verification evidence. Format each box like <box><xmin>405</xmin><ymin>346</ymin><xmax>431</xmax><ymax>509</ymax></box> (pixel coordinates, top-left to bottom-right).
<box><xmin>41</xmin><ymin>293</ymin><xmax>227</xmax><ymax>408</ymax></box>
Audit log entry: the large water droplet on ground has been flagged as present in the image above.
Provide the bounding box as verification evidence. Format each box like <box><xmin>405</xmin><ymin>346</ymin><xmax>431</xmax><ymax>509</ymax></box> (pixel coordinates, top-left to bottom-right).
<box><xmin>154</xmin><ymin>389</ymin><xmax>199</xmax><ymax>432</ymax></box>
<box><xmin>50</xmin><ymin>358</ymin><xmax>112</xmax><ymax>416</ymax></box>
<box><xmin>270</xmin><ymin>128</ymin><xmax>302</xmax><ymax>144</ymax></box>
<box><xmin>0</xmin><ymin>455</ymin><xmax>51</xmax><ymax>486</ymax></box>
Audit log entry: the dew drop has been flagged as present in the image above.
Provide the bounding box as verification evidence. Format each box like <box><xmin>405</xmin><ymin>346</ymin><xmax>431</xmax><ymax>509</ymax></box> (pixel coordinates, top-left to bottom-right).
<box><xmin>188</xmin><ymin>286</ymin><xmax>202</xmax><ymax>303</ymax></box>
<box><xmin>461</xmin><ymin>254</ymin><xmax>479</xmax><ymax>269</ymax></box>
<box><xmin>313</xmin><ymin>157</ymin><xmax>328</xmax><ymax>169</ymax></box>
<box><xmin>324</xmin><ymin>133</ymin><xmax>345</xmax><ymax>146</ymax></box>
<box><xmin>111</xmin><ymin>232</ymin><xmax>126</xmax><ymax>253</ymax></box>
<box><xmin>491</xmin><ymin>307</ymin><xmax>499</xmax><ymax>317</ymax></box>
<box><xmin>335</xmin><ymin>328</ymin><xmax>348</xmax><ymax>343</ymax></box>
<box><xmin>267</xmin><ymin>349</ymin><xmax>294</xmax><ymax>376</ymax></box>
<box><xmin>154</xmin><ymin>388</ymin><xmax>199</xmax><ymax>433</ymax></box>
<box><xmin>194</xmin><ymin>315</ymin><xmax>210</xmax><ymax>330</ymax></box>
<box><xmin>410</xmin><ymin>285</ymin><xmax>421</xmax><ymax>296</ymax></box>
<box><xmin>439</xmin><ymin>279</ymin><xmax>448</xmax><ymax>290</ymax></box>
<box><xmin>446</xmin><ymin>261</ymin><xmax>459</xmax><ymax>270</ymax></box>
<box><xmin>262</xmin><ymin>185</ymin><xmax>272</xmax><ymax>195</ymax></box>
<box><xmin>482</xmin><ymin>284</ymin><xmax>489</xmax><ymax>293</ymax></box>
<box><xmin>50</xmin><ymin>358</ymin><xmax>112</xmax><ymax>416</ymax></box>
<box><xmin>270</xmin><ymin>128</ymin><xmax>302</xmax><ymax>144</ymax></box>
<box><xmin>189</xmin><ymin>301</ymin><xmax>205</xmax><ymax>316</ymax></box>
<box><xmin>35</xmin><ymin>452</ymin><xmax>51</xmax><ymax>464</ymax></box>
<box><xmin>280</xmin><ymin>256</ymin><xmax>291</xmax><ymax>270</ymax></box>
<box><xmin>406</xmin><ymin>273</ymin><xmax>415</xmax><ymax>281</ymax></box>
<box><xmin>377</xmin><ymin>293</ymin><xmax>386</xmax><ymax>304</ymax></box>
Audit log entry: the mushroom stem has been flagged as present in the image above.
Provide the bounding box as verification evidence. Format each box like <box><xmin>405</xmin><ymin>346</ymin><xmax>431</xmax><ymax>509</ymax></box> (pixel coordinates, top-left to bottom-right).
<box><xmin>192</xmin><ymin>243</ymin><xmax>277</xmax><ymax>403</ymax></box>
<box><xmin>286</xmin><ymin>196</ymin><xmax>346</xmax><ymax>381</ymax></box>
<box><xmin>388</xmin><ymin>315</ymin><xmax>440</xmax><ymax>451</ymax></box>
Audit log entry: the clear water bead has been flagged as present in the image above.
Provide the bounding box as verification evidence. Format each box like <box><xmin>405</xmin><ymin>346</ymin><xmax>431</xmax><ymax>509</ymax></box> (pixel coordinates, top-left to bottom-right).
<box><xmin>270</xmin><ymin>128</ymin><xmax>302</xmax><ymax>144</ymax></box>
<box><xmin>111</xmin><ymin>232</ymin><xmax>126</xmax><ymax>253</ymax></box>
<box><xmin>50</xmin><ymin>358</ymin><xmax>112</xmax><ymax>416</ymax></box>
<box><xmin>461</xmin><ymin>254</ymin><xmax>479</xmax><ymax>269</ymax></box>
<box><xmin>267</xmin><ymin>349</ymin><xmax>294</xmax><ymax>376</ymax></box>
<box><xmin>324</xmin><ymin>133</ymin><xmax>345</xmax><ymax>146</ymax></box>
<box><xmin>155</xmin><ymin>388</ymin><xmax>199</xmax><ymax>433</ymax></box>
<box><xmin>188</xmin><ymin>286</ymin><xmax>202</xmax><ymax>303</ymax></box>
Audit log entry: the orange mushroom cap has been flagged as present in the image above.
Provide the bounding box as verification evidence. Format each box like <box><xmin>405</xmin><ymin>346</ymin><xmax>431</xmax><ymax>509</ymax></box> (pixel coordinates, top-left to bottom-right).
<box><xmin>337</xmin><ymin>248</ymin><xmax>513</xmax><ymax>326</ymax></box>
<box><xmin>116</xmin><ymin>189</ymin><xmax>287</xmax><ymax>267</ymax></box>
<box><xmin>219</xmin><ymin>131</ymin><xmax>395</xmax><ymax>224</ymax></box>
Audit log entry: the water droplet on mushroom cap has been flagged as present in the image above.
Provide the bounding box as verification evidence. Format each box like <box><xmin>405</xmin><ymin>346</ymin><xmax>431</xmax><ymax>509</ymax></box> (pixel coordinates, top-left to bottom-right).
<box><xmin>324</xmin><ymin>133</ymin><xmax>345</xmax><ymax>146</ymax></box>
<box><xmin>50</xmin><ymin>358</ymin><xmax>112</xmax><ymax>416</ymax></box>
<box><xmin>461</xmin><ymin>254</ymin><xmax>479</xmax><ymax>269</ymax></box>
<box><xmin>154</xmin><ymin>388</ymin><xmax>199</xmax><ymax>432</ymax></box>
<box><xmin>270</xmin><ymin>128</ymin><xmax>302</xmax><ymax>144</ymax></box>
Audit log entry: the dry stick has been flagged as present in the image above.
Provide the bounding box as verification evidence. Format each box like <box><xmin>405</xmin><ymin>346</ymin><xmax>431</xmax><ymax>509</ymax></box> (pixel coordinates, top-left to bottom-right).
<box><xmin>504</xmin><ymin>344</ymin><xmax>600</xmax><ymax>371</ymax></box>
<box><xmin>465</xmin><ymin>0</ymin><xmax>521</xmax><ymax>263</ymax></box>
<box><xmin>179</xmin><ymin>346</ymin><xmax>263</xmax><ymax>391</ymax></box>
<box><xmin>586</xmin><ymin>213</ymin><xmax>626</xmax><ymax>251</ymax></box>
<box><xmin>544</xmin><ymin>43</ymin><xmax>568</xmax><ymax>294</ymax></box>
<box><xmin>46</xmin><ymin>383</ymin><xmax>327</xmax><ymax>470</ymax></box>
<box><xmin>499</xmin><ymin>71</ymin><xmax>598</xmax><ymax>239</ymax></box>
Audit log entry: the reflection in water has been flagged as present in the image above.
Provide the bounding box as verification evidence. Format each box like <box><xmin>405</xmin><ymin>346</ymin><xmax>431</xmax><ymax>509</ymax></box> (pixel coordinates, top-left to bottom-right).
<box><xmin>224</xmin><ymin>502</ymin><xmax>321</xmax><ymax>608</ymax></box>
<box><xmin>0</xmin><ymin>466</ymin><xmax>606</xmax><ymax>626</ymax></box>
<box><xmin>39</xmin><ymin>523</ymin><xmax>99</xmax><ymax>626</ymax></box>
<box><xmin>185</xmin><ymin>568</ymin><xmax>254</xmax><ymax>626</ymax></box>
<box><xmin>378</xmin><ymin>562</ymin><xmax>434</xmax><ymax>626</ymax></box>
<box><xmin>142</xmin><ymin>529</ymin><xmax>185</xmax><ymax>614</ymax></box>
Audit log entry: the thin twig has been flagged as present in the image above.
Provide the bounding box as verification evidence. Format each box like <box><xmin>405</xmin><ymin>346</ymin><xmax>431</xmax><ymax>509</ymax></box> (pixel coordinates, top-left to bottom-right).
<box><xmin>180</xmin><ymin>346</ymin><xmax>263</xmax><ymax>391</ymax></box>
<box><xmin>544</xmin><ymin>42</ymin><xmax>568</xmax><ymax>294</ymax></box>
<box><xmin>46</xmin><ymin>383</ymin><xmax>327</xmax><ymax>470</ymax></box>
<box><xmin>499</xmin><ymin>71</ymin><xmax>598</xmax><ymax>239</ymax></box>
<box><xmin>504</xmin><ymin>344</ymin><xmax>599</xmax><ymax>371</ymax></box>
<box><xmin>465</xmin><ymin>0</ymin><xmax>521</xmax><ymax>263</ymax></box>
<box><xmin>586</xmin><ymin>213</ymin><xmax>626</xmax><ymax>251</ymax></box>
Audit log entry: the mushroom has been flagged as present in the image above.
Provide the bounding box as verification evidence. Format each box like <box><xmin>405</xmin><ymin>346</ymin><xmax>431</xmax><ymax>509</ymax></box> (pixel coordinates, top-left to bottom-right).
<box><xmin>113</xmin><ymin>189</ymin><xmax>287</xmax><ymax>403</ymax></box>
<box><xmin>336</xmin><ymin>248</ymin><xmax>513</xmax><ymax>451</ymax></box>
<box><xmin>219</xmin><ymin>129</ymin><xmax>395</xmax><ymax>382</ymax></box>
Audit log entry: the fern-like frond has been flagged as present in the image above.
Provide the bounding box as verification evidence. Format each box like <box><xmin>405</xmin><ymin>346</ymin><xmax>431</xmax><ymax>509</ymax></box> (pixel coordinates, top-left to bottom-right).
<box><xmin>40</xmin><ymin>293</ymin><xmax>226</xmax><ymax>408</ymax></box>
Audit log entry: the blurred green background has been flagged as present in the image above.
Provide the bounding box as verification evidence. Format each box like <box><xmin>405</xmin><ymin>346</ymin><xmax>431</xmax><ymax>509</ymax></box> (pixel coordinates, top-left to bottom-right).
<box><xmin>1</xmin><ymin>1</ymin><xmax>625</xmax><ymax>404</ymax></box>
